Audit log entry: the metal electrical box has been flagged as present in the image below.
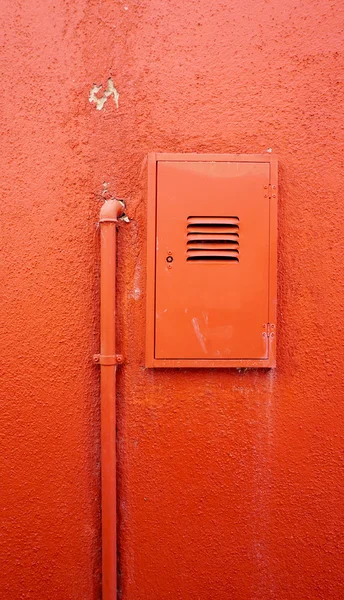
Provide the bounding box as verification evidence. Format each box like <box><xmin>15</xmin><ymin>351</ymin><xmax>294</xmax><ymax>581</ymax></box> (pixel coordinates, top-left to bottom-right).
<box><xmin>146</xmin><ymin>153</ymin><xmax>277</xmax><ymax>368</ymax></box>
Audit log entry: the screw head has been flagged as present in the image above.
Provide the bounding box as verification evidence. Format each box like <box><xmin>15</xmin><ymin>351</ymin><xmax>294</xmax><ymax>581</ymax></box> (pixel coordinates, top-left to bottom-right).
<box><xmin>116</xmin><ymin>355</ymin><xmax>124</xmax><ymax>364</ymax></box>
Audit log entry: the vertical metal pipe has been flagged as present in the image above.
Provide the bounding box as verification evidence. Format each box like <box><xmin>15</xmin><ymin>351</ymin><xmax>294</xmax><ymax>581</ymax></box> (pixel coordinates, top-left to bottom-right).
<box><xmin>95</xmin><ymin>199</ymin><xmax>124</xmax><ymax>600</ymax></box>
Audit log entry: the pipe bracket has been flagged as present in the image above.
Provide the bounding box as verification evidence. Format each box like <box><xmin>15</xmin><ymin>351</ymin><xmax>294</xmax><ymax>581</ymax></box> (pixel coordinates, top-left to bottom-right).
<box><xmin>93</xmin><ymin>354</ymin><xmax>124</xmax><ymax>365</ymax></box>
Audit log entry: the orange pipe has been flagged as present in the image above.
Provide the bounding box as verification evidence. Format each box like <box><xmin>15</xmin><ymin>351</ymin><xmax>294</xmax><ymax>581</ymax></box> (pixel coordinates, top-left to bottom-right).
<box><xmin>96</xmin><ymin>199</ymin><xmax>125</xmax><ymax>600</ymax></box>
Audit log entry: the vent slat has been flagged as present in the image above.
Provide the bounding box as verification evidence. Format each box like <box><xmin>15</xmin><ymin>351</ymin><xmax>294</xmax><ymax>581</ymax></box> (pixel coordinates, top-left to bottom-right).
<box><xmin>187</xmin><ymin>243</ymin><xmax>238</xmax><ymax>250</ymax></box>
<box><xmin>187</xmin><ymin>216</ymin><xmax>240</xmax><ymax>263</ymax></box>
<box><xmin>187</xmin><ymin>226</ymin><xmax>239</xmax><ymax>233</ymax></box>
<box><xmin>187</xmin><ymin>250</ymin><xmax>239</xmax><ymax>257</ymax></box>
<box><xmin>187</xmin><ymin>217</ymin><xmax>239</xmax><ymax>225</ymax></box>
<box><xmin>187</xmin><ymin>234</ymin><xmax>239</xmax><ymax>242</ymax></box>
<box><xmin>187</xmin><ymin>255</ymin><xmax>239</xmax><ymax>262</ymax></box>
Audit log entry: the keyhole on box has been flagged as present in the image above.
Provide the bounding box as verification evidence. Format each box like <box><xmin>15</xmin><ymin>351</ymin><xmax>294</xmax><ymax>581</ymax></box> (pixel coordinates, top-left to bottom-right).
<box><xmin>166</xmin><ymin>255</ymin><xmax>173</xmax><ymax>263</ymax></box>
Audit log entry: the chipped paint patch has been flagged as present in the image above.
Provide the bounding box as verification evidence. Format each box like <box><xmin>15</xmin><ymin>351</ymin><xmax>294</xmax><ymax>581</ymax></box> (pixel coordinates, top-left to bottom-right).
<box><xmin>89</xmin><ymin>78</ymin><xmax>119</xmax><ymax>110</ymax></box>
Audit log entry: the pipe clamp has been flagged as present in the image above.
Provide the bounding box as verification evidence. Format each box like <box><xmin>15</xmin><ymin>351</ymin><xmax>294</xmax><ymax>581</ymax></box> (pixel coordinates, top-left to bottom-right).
<box><xmin>93</xmin><ymin>354</ymin><xmax>124</xmax><ymax>365</ymax></box>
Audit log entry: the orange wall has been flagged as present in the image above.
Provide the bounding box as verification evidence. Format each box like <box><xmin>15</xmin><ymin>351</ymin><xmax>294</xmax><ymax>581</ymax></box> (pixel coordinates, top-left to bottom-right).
<box><xmin>0</xmin><ymin>1</ymin><xmax>343</xmax><ymax>599</ymax></box>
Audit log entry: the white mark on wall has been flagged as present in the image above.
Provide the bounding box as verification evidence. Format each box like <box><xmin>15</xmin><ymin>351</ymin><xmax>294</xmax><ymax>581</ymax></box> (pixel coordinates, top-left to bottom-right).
<box><xmin>265</xmin><ymin>369</ymin><xmax>276</xmax><ymax>449</ymax></box>
<box><xmin>191</xmin><ymin>318</ymin><xmax>207</xmax><ymax>354</ymax></box>
<box><xmin>130</xmin><ymin>262</ymin><xmax>141</xmax><ymax>300</ymax></box>
<box><xmin>249</xmin><ymin>368</ymin><xmax>276</xmax><ymax>597</ymax></box>
<box><xmin>89</xmin><ymin>78</ymin><xmax>119</xmax><ymax>110</ymax></box>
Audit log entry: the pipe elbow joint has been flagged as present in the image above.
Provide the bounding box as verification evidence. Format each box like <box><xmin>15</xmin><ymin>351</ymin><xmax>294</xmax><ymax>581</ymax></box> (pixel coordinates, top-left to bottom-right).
<box><xmin>99</xmin><ymin>199</ymin><xmax>125</xmax><ymax>223</ymax></box>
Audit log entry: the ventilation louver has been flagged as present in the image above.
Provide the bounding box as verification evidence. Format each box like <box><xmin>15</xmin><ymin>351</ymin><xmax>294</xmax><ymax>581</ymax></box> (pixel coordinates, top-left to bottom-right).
<box><xmin>186</xmin><ymin>216</ymin><xmax>239</xmax><ymax>262</ymax></box>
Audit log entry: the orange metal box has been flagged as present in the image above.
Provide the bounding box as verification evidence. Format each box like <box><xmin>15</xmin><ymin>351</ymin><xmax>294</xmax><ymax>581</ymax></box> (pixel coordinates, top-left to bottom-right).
<box><xmin>146</xmin><ymin>153</ymin><xmax>277</xmax><ymax>368</ymax></box>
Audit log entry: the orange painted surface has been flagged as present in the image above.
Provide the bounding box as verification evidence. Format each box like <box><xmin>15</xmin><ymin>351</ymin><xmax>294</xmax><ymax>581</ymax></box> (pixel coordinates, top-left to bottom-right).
<box><xmin>0</xmin><ymin>1</ymin><xmax>343</xmax><ymax>599</ymax></box>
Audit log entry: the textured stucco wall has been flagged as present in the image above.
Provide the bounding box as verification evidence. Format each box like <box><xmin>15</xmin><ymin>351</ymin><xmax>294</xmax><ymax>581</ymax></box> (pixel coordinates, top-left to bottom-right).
<box><xmin>0</xmin><ymin>1</ymin><xmax>343</xmax><ymax>599</ymax></box>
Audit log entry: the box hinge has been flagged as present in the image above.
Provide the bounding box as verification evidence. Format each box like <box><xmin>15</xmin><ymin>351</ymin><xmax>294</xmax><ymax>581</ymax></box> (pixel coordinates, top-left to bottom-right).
<box><xmin>263</xmin><ymin>323</ymin><xmax>276</xmax><ymax>338</ymax></box>
<box><xmin>268</xmin><ymin>183</ymin><xmax>277</xmax><ymax>200</ymax></box>
<box><xmin>267</xmin><ymin>323</ymin><xmax>275</xmax><ymax>338</ymax></box>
